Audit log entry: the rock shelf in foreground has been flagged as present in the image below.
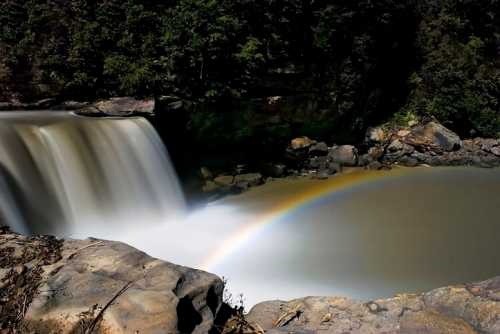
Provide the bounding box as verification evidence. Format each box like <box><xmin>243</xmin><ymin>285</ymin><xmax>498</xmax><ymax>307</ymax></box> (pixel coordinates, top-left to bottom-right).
<box><xmin>0</xmin><ymin>228</ymin><xmax>224</xmax><ymax>334</ymax></box>
<box><xmin>243</xmin><ymin>279</ymin><xmax>500</xmax><ymax>334</ymax></box>
<box><xmin>1</xmin><ymin>227</ymin><xmax>499</xmax><ymax>334</ymax></box>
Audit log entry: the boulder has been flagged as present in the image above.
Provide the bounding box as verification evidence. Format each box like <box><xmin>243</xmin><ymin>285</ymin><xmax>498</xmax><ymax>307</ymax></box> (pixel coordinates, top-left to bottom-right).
<box><xmin>327</xmin><ymin>145</ymin><xmax>358</xmax><ymax>166</ymax></box>
<box><xmin>262</xmin><ymin>163</ymin><xmax>287</xmax><ymax>178</ymax></box>
<box><xmin>368</xmin><ymin>146</ymin><xmax>384</xmax><ymax>160</ymax></box>
<box><xmin>1</xmin><ymin>229</ymin><xmax>224</xmax><ymax>334</ymax></box>
<box><xmin>365</xmin><ymin>127</ymin><xmax>385</xmax><ymax>144</ymax></box>
<box><xmin>384</xmin><ymin>139</ymin><xmax>415</xmax><ymax>161</ymax></box>
<box><xmin>214</xmin><ymin>175</ymin><xmax>235</xmax><ymax>187</ymax></box>
<box><xmin>78</xmin><ymin>97</ymin><xmax>155</xmax><ymax>117</ymax></box>
<box><xmin>404</xmin><ymin>121</ymin><xmax>462</xmax><ymax>152</ymax></box>
<box><xmin>234</xmin><ymin>173</ymin><xmax>263</xmax><ymax>187</ymax></box>
<box><xmin>290</xmin><ymin>137</ymin><xmax>315</xmax><ymax>150</ymax></box>
<box><xmin>308</xmin><ymin>142</ymin><xmax>329</xmax><ymax>156</ymax></box>
<box><xmin>357</xmin><ymin>154</ymin><xmax>373</xmax><ymax>167</ymax></box>
<box><xmin>245</xmin><ymin>277</ymin><xmax>500</xmax><ymax>334</ymax></box>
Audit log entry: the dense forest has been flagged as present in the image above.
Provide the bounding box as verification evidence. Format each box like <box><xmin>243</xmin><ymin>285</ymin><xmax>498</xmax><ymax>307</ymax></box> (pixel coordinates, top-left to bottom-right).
<box><xmin>1</xmin><ymin>0</ymin><xmax>499</xmax><ymax>142</ymax></box>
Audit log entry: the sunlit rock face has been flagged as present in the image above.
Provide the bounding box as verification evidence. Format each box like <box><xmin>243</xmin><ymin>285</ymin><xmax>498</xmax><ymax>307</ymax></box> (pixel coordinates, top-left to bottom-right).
<box><xmin>0</xmin><ymin>111</ymin><xmax>185</xmax><ymax>235</ymax></box>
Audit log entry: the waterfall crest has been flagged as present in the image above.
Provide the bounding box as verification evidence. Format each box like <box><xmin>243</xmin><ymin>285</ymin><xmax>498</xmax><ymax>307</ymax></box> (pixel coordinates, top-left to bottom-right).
<box><xmin>0</xmin><ymin>111</ymin><xmax>185</xmax><ymax>235</ymax></box>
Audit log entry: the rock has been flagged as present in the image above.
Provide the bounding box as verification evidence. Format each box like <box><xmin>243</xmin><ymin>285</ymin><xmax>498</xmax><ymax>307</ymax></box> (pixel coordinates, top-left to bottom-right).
<box><xmin>79</xmin><ymin>97</ymin><xmax>155</xmax><ymax>116</ymax></box>
<box><xmin>311</xmin><ymin>171</ymin><xmax>329</xmax><ymax>180</ymax></box>
<box><xmin>290</xmin><ymin>137</ymin><xmax>315</xmax><ymax>150</ymax></box>
<box><xmin>489</xmin><ymin>147</ymin><xmax>500</xmax><ymax>157</ymax></box>
<box><xmin>327</xmin><ymin>162</ymin><xmax>342</xmax><ymax>174</ymax></box>
<box><xmin>328</xmin><ymin>145</ymin><xmax>358</xmax><ymax>166</ymax></box>
<box><xmin>404</xmin><ymin>121</ymin><xmax>462</xmax><ymax>152</ymax></box>
<box><xmin>365</xmin><ymin>127</ymin><xmax>385</xmax><ymax>144</ymax></box>
<box><xmin>399</xmin><ymin>156</ymin><xmax>419</xmax><ymax>167</ymax></box>
<box><xmin>57</xmin><ymin>101</ymin><xmax>89</xmax><ymax>110</ymax></box>
<box><xmin>358</xmin><ymin>154</ymin><xmax>373</xmax><ymax>167</ymax></box>
<box><xmin>397</xmin><ymin>129</ymin><xmax>411</xmax><ymax>137</ymax></box>
<box><xmin>385</xmin><ymin>139</ymin><xmax>415</xmax><ymax>160</ymax></box>
<box><xmin>200</xmin><ymin>167</ymin><xmax>214</xmax><ymax>180</ymax></box>
<box><xmin>308</xmin><ymin>142</ymin><xmax>329</xmax><ymax>156</ymax></box>
<box><xmin>307</xmin><ymin>156</ymin><xmax>327</xmax><ymax>170</ymax></box>
<box><xmin>214</xmin><ymin>175</ymin><xmax>235</xmax><ymax>187</ymax></box>
<box><xmin>262</xmin><ymin>164</ymin><xmax>287</xmax><ymax>178</ymax></box>
<box><xmin>367</xmin><ymin>161</ymin><xmax>384</xmax><ymax>170</ymax></box>
<box><xmin>368</xmin><ymin>146</ymin><xmax>384</xmax><ymax>160</ymax></box>
<box><xmin>1</xmin><ymin>230</ymin><xmax>224</xmax><ymax>334</ymax></box>
<box><xmin>245</xmin><ymin>277</ymin><xmax>500</xmax><ymax>334</ymax></box>
<box><xmin>234</xmin><ymin>173</ymin><xmax>263</xmax><ymax>187</ymax></box>
<box><xmin>202</xmin><ymin>180</ymin><xmax>219</xmax><ymax>193</ymax></box>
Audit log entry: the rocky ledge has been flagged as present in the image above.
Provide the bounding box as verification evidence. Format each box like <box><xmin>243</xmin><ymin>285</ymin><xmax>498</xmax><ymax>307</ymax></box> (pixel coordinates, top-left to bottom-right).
<box><xmin>234</xmin><ymin>277</ymin><xmax>500</xmax><ymax>334</ymax></box>
<box><xmin>0</xmin><ymin>227</ymin><xmax>224</xmax><ymax>333</ymax></box>
<box><xmin>0</xmin><ymin>97</ymin><xmax>155</xmax><ymax>117</ymax></box>
<box><xmin>1</xmin><ymin>227</ymin><xmax>499</xmax><ymax>333</ymax></box>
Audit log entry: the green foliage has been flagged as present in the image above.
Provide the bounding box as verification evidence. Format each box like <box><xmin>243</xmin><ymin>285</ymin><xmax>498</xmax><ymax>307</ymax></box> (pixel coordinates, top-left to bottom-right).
<box><xmin>404</xmin><ymin>0</ymin><xmax>500</xmax><ymax>137</ymax></box>
<box><xmin>0</xmin><ymin>0</ymin><xmax>498</xmax><ymax>137</ymax></box>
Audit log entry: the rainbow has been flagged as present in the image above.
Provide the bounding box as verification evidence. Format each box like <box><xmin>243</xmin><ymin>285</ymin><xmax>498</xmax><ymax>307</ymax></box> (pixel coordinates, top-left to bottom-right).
<box><xmin>200</xmin><ymin>168</ymin><xmax>413</xmax><ymax>271</ymax></box>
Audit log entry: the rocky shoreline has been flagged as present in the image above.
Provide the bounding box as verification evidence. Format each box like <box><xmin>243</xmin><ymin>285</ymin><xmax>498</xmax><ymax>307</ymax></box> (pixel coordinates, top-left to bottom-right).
<box><xmin>1</xmin><ymin>228</ymin><xmax>499</xmax><ymax>333</ymax></box>
<box><xmin>200</xmin><ymin>120</ymin><xmax>500</xmax><ymax>198</ymax></box>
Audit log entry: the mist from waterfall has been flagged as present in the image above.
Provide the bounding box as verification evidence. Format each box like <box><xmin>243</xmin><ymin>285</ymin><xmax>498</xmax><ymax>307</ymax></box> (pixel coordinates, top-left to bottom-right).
<box><xmin>0</xmin><ymin>111</ymin><xmax>185</xmax><ymax>235</ymax></box>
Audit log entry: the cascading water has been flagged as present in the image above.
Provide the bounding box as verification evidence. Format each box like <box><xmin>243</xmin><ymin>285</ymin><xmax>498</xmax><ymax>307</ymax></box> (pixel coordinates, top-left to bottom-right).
<box><xmin>0</xmin><ymin>111</ymin><xmax>185</xmax><ymax>235</ymax></box>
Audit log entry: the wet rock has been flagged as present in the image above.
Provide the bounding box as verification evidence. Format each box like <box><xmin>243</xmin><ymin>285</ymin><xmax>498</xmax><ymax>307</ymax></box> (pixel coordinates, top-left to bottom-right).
<box><xmin>308</xmin><ymin>142</ymin><xmax>329</xmax><ymax>156</ymax></box>
<box><xmin>290</xmin><ymin>137</ymin><xmax>315</xmax><ymax>150</ymax></box>
<box><xmin>365</xmin><ymin>127</ymin><xmax>385</xmax><ymax>144</ymax></box>
<box><xmin>245</xmin><ymin>277</ymin><xmax>500</xmax><ymax>334</ymax></box>
<box><xmin>1</xmin><ymin>230</ymin><xmax>224</xmax><ymax>334</ymax></box>
<box><xmin>79</xmin><ymin>97</ymin><xmax>155</xmax><ymax>116</ymax></box>
<box><xmin>404</xmin><ymin>121</ymin><xmax>462</xmax><ymax>152</ymax></box>
<box><xmin>328</xmin><ymin>145</ymin><xmax>358</xmax><ymax>166</ymax></box>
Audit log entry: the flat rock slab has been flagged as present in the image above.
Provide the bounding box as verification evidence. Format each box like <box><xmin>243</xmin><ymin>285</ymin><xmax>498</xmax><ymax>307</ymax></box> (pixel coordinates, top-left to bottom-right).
<box><xmin>0</xmin><ymin>229</ymin><xmax>223</xmax><ymax>334</ymax></box>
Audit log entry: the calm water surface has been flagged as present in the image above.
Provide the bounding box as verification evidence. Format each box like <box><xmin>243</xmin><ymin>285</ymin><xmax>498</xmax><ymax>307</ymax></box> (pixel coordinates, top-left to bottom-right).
<box><xmin>212</xmin><ymin>167</ymin><xmax>500</xmax><ymax>306</ymax></box>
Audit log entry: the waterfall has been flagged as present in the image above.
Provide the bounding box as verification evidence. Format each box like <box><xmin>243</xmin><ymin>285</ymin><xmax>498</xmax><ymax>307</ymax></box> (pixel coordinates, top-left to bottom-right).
<box><xmin>0</xmin><ymin>111</ymin><xmax>185</xmax><ymax>235</ymax></box>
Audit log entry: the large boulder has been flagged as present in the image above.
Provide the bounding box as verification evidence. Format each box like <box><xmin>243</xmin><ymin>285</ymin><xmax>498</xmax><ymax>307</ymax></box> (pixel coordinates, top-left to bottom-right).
<box><xmin>244</xmin><ymin>277</ymin><xmax>500</xmax><ymax>334</ymax></box>
<box><xmin>327</xmin><ymin>145</ymin><xmax>358</xmax><ymax>166</ymax></box>
<box><xmin>0</xmin><ymin>229</ymin><xmax>224</xmax><ymax>334</ymax></box>
<box><xmin>289</xmin><ymin>137</ymin><xmax>315</xmax><ymax>150</ymax></box>
<box><xmin>404</xmin><ymin>121</ymin><xmax>462</xmax><ymax>152</ymax></box>
<box><xmin>78</xmin><ymin>97</ymin><xmax>155</xmax><ymax>116</ymax></box>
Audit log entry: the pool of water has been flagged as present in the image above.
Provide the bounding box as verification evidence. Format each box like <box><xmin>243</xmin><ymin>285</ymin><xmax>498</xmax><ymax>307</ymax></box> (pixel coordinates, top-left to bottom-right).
<box><xmin>72</xmin><ymin>167</ymin><xmax>500</xmax><ymax>308</ymax></box>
